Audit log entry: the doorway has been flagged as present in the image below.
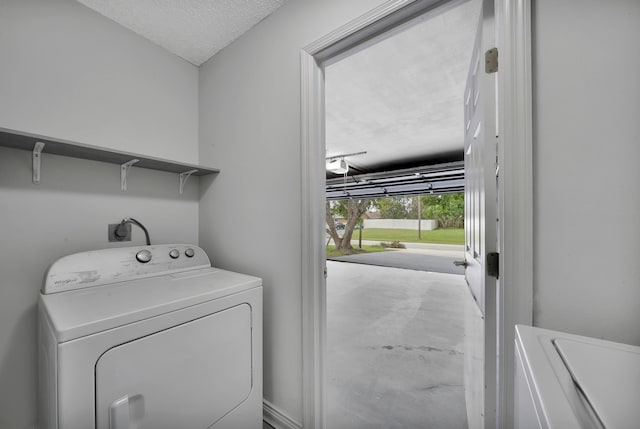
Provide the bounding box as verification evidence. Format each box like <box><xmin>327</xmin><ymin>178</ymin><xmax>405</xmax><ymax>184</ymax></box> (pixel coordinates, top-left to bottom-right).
<box><xmin>323</xmin><ymin>3</ymin><xmax>478</xmax><ymax>425</ymax></box>
<box><xmin>300</xmin><ymin>1</ymin><xmax>533</xmax><ymax>428</ymax></box>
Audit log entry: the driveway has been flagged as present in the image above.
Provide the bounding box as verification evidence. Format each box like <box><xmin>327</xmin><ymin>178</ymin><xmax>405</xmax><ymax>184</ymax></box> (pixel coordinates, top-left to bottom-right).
<box><xmin>329</xmin><ymin>242</ymin><xmax>465</xmax><ymax>275</ymax></box>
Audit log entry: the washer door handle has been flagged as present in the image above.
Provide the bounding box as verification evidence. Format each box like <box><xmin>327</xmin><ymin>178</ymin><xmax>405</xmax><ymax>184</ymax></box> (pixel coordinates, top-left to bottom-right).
<box><xmin>109</xmin><ymin>394</ymin><xmax>145</xmax><ymax>429</ymax></box>
<box><xmin>109</xmin><ymin>395</ymin><xmax>130</xmax><ymax>429</ymax></box>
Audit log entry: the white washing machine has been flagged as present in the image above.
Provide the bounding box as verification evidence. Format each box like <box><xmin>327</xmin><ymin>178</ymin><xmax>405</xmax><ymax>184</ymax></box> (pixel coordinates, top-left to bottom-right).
<box><xmin>515</xmin><ymin>324</ymin><xmax>640</xmax><ymax>429</ymax></box>
<box><xmin>38</xmin><ymin>244</ymin><xmax>262</xmax><ymax>429</ymax></box>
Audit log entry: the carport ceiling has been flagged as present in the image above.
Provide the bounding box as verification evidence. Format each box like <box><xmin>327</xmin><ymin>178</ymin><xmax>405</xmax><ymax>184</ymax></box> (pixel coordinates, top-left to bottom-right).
<box><xmin>325</xmin><ymin>0</ymin><xmax>479</xmax><ymax>190</ymax></box>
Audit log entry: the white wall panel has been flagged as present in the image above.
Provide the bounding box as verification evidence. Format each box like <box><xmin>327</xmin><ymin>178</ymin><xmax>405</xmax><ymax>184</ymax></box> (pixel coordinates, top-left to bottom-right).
<box><xmin>198</xmin><ymin>0</ymin><xmax>387</xmax><ymax>422</ymax></box>
<box><xmin>0</xmin><ymin>0</ymin><xmax>199</xmax><ymax>164</ymax></box>
<box><xmin>533</xmin><ymin>0</ymin><xmax>640</xmax><ymax>345</ymax></box>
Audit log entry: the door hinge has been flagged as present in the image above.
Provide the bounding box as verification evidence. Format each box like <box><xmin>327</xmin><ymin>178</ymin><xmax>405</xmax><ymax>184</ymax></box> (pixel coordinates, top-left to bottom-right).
<box><xmin>485</xmin><ymin>48</ymin><xmax>498</xmax><ymax>73</ymax></box>
<box><xmin>487</xmin><ymin>252</ymin><xmax>499</xmax><ymax>278</ymax></box>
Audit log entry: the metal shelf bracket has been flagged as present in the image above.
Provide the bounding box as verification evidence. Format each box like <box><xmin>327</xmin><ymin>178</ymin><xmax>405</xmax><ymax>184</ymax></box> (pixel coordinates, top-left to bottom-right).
<box><xmin>32</xmin><ymin>142</ymin><xmax>45</xmax><ymax>184</ymax></box>
<box><xmin>121</xmin><ymin>159</ymin><xmax>139</xmax><ymax>191</ymax></box>
<box><xmin>179</xmin><ymin>169</ymin><xmax>198</xmax><ymax>194</ymax></box>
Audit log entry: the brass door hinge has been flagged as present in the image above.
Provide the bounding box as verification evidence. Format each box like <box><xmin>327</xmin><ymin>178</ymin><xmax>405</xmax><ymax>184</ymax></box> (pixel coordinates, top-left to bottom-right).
<box><xmin>485</xmin><ymin>48</ymin><xmax>498</xmax><ymax>73</ymax></box>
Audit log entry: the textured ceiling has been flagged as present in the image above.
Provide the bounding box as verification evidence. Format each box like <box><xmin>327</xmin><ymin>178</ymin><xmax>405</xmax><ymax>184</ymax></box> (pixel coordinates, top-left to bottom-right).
<box><xmin>325</xmin><ymin>0</ymin><xmax>480</xmax><ymax>176</ymax></box>
<box><xmin>75</xmin><ymin>0</ymin><xmax>286</xmax><ymax>65</ymax></box>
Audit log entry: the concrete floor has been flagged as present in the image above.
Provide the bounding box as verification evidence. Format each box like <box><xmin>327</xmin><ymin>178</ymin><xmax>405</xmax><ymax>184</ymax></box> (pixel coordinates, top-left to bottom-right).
<box><xmin>326</xmin><ymin>260</ymin><xmax>469</xmax><ymax>429</ymax></box>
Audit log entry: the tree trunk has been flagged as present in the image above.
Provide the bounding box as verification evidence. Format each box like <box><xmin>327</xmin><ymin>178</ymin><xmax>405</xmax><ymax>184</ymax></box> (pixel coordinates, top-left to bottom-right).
<box><xmin>326</xmin><ymin>202</ymin><xmax>344</xmax><ymax>249</ymax></box>
<box><xmin>326</xmin><ymin>199</ymin><xmax>370</xmax><ymax>255</ymax></box>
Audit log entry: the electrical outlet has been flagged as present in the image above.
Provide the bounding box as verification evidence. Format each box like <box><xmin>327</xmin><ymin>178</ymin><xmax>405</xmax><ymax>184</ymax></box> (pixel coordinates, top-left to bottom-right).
<box><xmin>108</xmin><ymin>223</ymin><xmax>131</xmax><ymax>242</ymax></box>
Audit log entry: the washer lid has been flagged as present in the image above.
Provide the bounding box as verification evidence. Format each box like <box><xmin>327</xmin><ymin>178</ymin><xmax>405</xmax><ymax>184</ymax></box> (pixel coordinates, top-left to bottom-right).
<box><xmin>555</xmin><ymin>338</ymin><xmax>640</xmax><ymax>428</ymax></box>
<box><xmin>40</xmin><ymin>267</ymin><xmax>261</xmax><ymax>342</ymax></box>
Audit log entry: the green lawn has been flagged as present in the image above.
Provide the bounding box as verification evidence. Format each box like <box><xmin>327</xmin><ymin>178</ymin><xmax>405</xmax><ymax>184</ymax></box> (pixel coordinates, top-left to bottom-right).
<box><xmin>326</xmin><ymin>244</ymin><xmax>388</xmax><ymax>258</ymax></box>
<box><xmin>358</xmin><ymin>228</ymin><xmax>464</xmax><ymax>245</ymax></box>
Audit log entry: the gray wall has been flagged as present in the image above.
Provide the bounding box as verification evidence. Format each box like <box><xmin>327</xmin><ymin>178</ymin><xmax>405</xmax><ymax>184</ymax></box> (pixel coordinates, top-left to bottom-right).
<box><xmin>533</xmin><ymin>0</ymin><xmax>640</xmax><ymax>345</ymax></box>
<box><xmin>0</xmin><ymin>1</ymin><xmax>200</xmax><ymax>427</ymax></box>
<box><xmin>198</xmin><ymin>0</ymin><xmax>386</xmax><ymax>423</ymax></box>
<box><xmin>0</xmin><ymin>0</ymin><xmax>199</xmax><ymax>164</ymax></box>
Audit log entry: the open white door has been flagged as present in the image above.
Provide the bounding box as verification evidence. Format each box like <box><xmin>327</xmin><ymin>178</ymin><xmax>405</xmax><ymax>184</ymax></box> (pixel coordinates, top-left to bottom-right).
<box><xmin>462</xmin><ymin>1</ymin><xmax>498</xmax><ymax>428</ymax></box>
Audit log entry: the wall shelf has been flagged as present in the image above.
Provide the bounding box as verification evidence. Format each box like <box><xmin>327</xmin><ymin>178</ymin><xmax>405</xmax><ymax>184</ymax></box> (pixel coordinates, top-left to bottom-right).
<box><xmin>0</xmin><ymin>127</ymin><xmax>219</xmax><ymax>193</ymax></box>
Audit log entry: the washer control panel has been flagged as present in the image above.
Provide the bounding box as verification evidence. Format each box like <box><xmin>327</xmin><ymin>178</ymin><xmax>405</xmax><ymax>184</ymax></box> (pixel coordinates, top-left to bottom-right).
<box><xmin>133</xmin><ymin>247</ymin><xmax>199</xmax><ymax>264</ymax></box>
<box><xmin>42</xmin><ymin>244</ymin><xmax>211</xmax><ymax>294</ymax></box>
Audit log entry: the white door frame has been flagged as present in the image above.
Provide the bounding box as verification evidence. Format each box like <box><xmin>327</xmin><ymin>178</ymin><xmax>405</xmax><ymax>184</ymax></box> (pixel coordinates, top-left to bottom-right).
<box><xmin>300</xmin><ymin>1</ymin><xmax>532</xmax><ymax>427</ymax></box>
<box><xmin>494</xmin><ymin>1</ymin><xmax>533</xmax><ymax>426</ymax></box>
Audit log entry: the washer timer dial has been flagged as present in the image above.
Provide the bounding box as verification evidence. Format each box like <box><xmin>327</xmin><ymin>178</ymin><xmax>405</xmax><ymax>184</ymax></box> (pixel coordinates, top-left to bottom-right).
<box><xmin>135</xmin><ymin>250</ymin><xmax>152</xmax><ymax>263</ymax></box>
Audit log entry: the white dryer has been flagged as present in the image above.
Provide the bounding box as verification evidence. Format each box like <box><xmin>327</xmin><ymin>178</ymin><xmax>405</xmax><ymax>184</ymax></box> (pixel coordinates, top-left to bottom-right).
<box><xmin>515</xmin><ymin>325</ymin><xmax>640</xmax><ymax>429</ymax></box>
<box><xmin>38</xmin><ymin>244</ymin><xmax>262</xmax><ymax>429</ymax></box>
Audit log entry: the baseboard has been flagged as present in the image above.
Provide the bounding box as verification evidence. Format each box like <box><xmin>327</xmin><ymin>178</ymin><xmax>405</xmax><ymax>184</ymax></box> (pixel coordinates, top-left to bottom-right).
<box><xmin>263</xmin><ymin>400</ymin><xmax>302</xmax><ymax>429</ymax></box>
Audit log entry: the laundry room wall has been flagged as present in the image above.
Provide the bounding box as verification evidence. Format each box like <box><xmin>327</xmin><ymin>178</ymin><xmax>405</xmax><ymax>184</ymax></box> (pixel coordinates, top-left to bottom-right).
<box><xmin>532</xmin><ymin>0</ymin><xmax>640</xmax><ymax>345</ymax></box>
<box><xmin>0</xmin><ymin>0</ymin><xmax>199</xmax><ymax>164</ymax></box>
<box><xmin>198</xmin><ymin>0</ymin><xmax>388</xmax><ymax>425</ymax></box>
<box><xmin>0</xmin><ymin>0</ymin><xmax>200</xmax><ymax>428</ymax></box>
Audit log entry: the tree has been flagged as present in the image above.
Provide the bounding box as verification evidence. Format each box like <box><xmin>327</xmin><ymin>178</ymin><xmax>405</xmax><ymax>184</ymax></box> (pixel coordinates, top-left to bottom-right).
<box><xmin>423</xmin><ymin>193</ymin><xmax>464</xmax><ymax>228</ymax></box>
<box><xmin>326</xmin><ymin>199</ymin><xmax>371</xmax><ymax>255</ymax></box>
<box><xmin>371</xmin><ymin>196</ymin><xmax>410</xmax><ymax>219</ymax></box>
<box><xmin>407</xmin><ymin>194</ymin><xmax>464</xmax><ymax>228</ymax></box>
<box><xmin>409</xmin><ymin>195</ymin><xmax>438</xmax><ymax>218</ymax></box>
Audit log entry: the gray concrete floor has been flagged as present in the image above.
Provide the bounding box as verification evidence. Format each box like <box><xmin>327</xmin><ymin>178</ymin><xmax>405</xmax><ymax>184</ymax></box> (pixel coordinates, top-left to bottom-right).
<box><xmin>326</xmin><ymin>260</ymin><xmax>468</xmax><ymax>429</ymax></box>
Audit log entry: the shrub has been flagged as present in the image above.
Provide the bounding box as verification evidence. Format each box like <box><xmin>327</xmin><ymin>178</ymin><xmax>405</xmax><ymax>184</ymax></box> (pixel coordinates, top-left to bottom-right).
<box><xmin>380</xmin><ymin>241</ymin><xmax>406</xmax><ymax>249</ymax></box>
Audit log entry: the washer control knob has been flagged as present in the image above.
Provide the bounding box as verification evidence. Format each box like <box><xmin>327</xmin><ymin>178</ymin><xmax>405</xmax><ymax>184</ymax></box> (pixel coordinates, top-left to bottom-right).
<box><xmin>184</xmin><ymin>248</ymin><xmax>195</xmax><ymax>258</ymax></box>
<box><xmin>169</xmin><ymin>249</ymin><xmax>180</xmax><ymax>259</ymax></box>
<box><xmin>135</xmin><ymin>249</ymin><xmax>152</xmax><ymax>263</ymax></box>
